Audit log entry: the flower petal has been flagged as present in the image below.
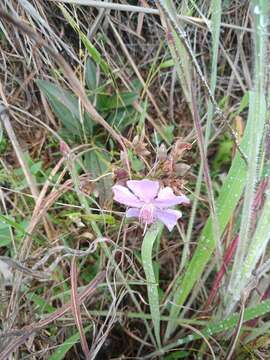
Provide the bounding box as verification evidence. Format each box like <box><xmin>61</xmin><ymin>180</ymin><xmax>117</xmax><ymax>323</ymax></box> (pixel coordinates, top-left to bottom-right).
<box><xmin>127</xmin><ymin>179</ymin><xmax>160</xmax><ymax>202</ymax></box>
<box><xmin>126</xmin><ymin>208</ymin><xmax>140</xmax><ymax>218</ymax></box>
<box><xmin>112</xmin><ymin>185</ymin><xmax>143</xmax><ymax>207</ymax></box>
<box><xmin>153</xmin><ymin>187</ymin><xmax>190</xmax><ymax>208</ymax></box>
<box><xmin>155</xmin><ymin>209</ymin><xmax>182</xmax><ymax>231</ymax></box>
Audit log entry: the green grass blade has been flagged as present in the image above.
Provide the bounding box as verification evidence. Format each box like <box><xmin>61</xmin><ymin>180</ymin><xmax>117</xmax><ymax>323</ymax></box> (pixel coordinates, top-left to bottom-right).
<box><xmin>163</xmin><ymin>0</ymin><xmax>222</xmax><ymax>338</ymax></box>
<box><xmin>159</xmin><ymin>1</ymin><xmax>192</xmax><ymax>107</ymax></box>
<box><xmin>0</xmin><ymin>214</ymin><xmax>28</xmax><ymax>235</ymax></box>
<box><xmin>181</xmin><ymin>297</ymin><xmax>270</xmax><ymax>345</ymax></box>
<box><xmin>141</xmin><ymin>223</ymin><xmax>163</xmax><ymax>348</ymax></box>
<box><xmin>225</xmin><ymin>0</ymin><xmax>268</xmax><ymax>314</ymax></box>
<box><xmin>166</xmin><ymin>99</ymin><xmax>252</xmax><ymax>329</ymax></box>
<box><xmin>48</xmin><ymin>326</ymin><xmax>91</xmax><ymax>360</ymax></box>
<box><xmin>147</xmin><ymin>298</ymin><xmax>270</xmax><ymax>358</ymax></box>
<box><xmin>59</xmin><ymin>4</ymin><xmax>111</xmax><ymax>75</ymax></box>
<box><xmin>36</xmin><ymin>80</ymin><xmax>84</xmax><ymax>137</ymax></box>
<box><xmin>230</xmin><ymin>188</ymin><xmax>270</xmax><ymax>309</ymax></box>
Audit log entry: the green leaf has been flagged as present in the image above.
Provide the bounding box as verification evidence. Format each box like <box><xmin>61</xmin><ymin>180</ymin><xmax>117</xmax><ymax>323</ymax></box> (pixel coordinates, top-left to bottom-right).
<box><xmin>0</xmin><ymin>221</ymin><xmax>12</xmax><ymax>247</ymax></box>
<box><xmin>85</xmin><ymin>58</ymin><xmax>97</xmax><ymax>90</ymax></box>
<box><xmin>30</xmin><ymin>161</ymin><xmax>43</xmax><ymax>175</ymax></box>
<box><xmin>127</xmin><ymin>149</ymin><xmax>145</xmax><ymax>172</ymax></box>
<box><xmin>106</xmin><ymin>108</ymin><xmax>136</xmax><ymax>132</ymax></box>
<box><xmin>48</xmin><ymin>326</ymin><xmax>91</xmax><ymax>360</ymax></box>
<box><xmin>64</xmin><ymin>212</ymin><xmax>115</xmax><ymax>225</ymax></box>
<box><xmin>164</xmin><ymin>351</ymin><xmax>190</xmax><ymax>359</ymax></box>
<box><xmin>159</xmin><ymin>59</ymin><xmax>174</xmax><ymax>69</ymax></box>
<box><xmin>0</xmin><ymin>215</ymin><xmax>30</xmax><ymax>247</ymax></box>
<box><xmin>237</xmin><ymin>92</ymin><xmax>249</xmax><ymax>114</ymax></box>
<box><xmin>212</xmin><ymin>135</ymin><xmax>233</xmax><ymax>172</ymax></box>
<box><xmin>37</xmin><ymin>80</ymin><xmax>93</xmax><ymax>139</ymax></box>
<box><xmin>0</xmin><ymin>214</ymin><xmax>27</xmax><ymax>235</ymax></box>
<box><xmin>233</xmin><ymin>190</ymin><xmax>270</xmax><ymax>306</ymax></box>
<box><xmin>153</xmin><ymin>125</ymin><xmax>174</xmax><ymax>145</ymax></box>
<box><xmin>27</xmin><ymin>292</ymin><xmax>55</xmax><ymax>313</ymax></box>
<box><xmin>225</xmin><ymin>0</ymin><xmax>268</xmax><ymax>313</ymax></box>
<box><xmin>37</xmin><ymin>80</ymin><xmax>82</xmax><ymax>136</ymax></box>
<box><xmin>226</xmin><ymin>90</ymin><xmax>266</xmax><ymax>313</ymax></box>
<box><xmin>84</xmin><ymin>149</ymin><xmax>113</xmax><ymax>206</ymax></box>
<box><xmin>96</xmin><ymin>92</ymin><xmax>138</xmax><ymax>112</ymax></box>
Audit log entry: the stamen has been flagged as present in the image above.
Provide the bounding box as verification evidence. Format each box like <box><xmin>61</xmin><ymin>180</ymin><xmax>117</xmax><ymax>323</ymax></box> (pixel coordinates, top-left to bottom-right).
<box><xmin>139</xmin><ymin>204</ymin><xmax>155</xmax><ymax>225</ymax></box>
<box><xmin>143</xmin><ymin>222</ymin><xmax>148</xmax><ymax>235</ymax></box>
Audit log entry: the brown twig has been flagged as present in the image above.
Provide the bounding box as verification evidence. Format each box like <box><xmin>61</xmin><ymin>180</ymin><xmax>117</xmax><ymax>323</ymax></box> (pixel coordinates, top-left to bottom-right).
<box><xmin>0</xmin><ymin>256</ymin><xmax>50</xmax><ymax>280</ymax></box>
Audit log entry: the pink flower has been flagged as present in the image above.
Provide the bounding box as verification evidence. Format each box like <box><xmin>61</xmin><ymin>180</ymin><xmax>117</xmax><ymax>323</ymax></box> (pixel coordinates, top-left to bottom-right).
<box><xmin>112</xmin><ymin>179</ymin><xmax>189</xmax><ymax>232</ymax></box>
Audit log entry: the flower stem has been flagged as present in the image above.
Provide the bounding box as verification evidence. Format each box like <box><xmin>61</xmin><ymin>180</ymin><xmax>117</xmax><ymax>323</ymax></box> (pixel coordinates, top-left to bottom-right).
<box><xmin>141</xmin><ymin>222</ymin><xmax>163</xmax><ymax>348</ymax></box>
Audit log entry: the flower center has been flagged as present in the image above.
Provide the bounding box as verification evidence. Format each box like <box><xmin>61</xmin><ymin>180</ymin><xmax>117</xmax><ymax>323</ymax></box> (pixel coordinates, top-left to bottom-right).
<box><xmin>139</xmin><ymin>204</ymin><xmax>156</xmax><ymax>225</ymax></box>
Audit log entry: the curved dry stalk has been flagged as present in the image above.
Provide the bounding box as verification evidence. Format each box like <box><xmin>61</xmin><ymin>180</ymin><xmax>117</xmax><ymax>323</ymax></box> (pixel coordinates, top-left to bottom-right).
<box><xmin>0</xmin><ymin>256</ymin><xmax>50</xmax><ymax>280</ymax></box>
<box><xmin>49</xmin><ymin>0</ymin><xmax>160</xmax><ymax>14</ymax></box>
<box><xmin>71</xmin><ymin>256</ymin><xmax>90</xmax><ymax>358</ymax></box>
